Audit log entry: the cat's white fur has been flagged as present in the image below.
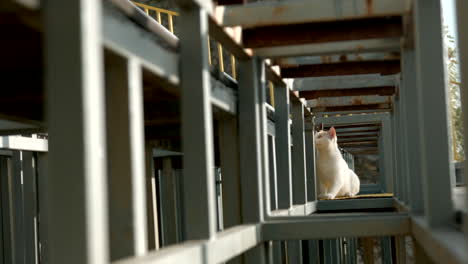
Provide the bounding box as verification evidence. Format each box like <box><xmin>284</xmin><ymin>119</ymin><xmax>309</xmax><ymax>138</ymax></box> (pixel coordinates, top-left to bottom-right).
<box><xmin>315</xmin><ymin>127</ymin><xmax>360</xmax><ymax>199</ymax></box>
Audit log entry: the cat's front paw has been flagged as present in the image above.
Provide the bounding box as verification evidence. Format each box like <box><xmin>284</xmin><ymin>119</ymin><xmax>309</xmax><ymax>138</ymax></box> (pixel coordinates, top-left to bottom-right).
<box><xmin>319</xmin><ymin>193</ymin><xmax>335</xmax><ymax>200</ymax></box>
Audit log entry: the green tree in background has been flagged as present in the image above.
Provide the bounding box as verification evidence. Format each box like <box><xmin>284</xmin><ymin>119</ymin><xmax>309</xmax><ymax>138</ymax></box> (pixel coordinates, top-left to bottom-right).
<box><xmin>444</xmin><ymin>25</ymin><xmax>464</xmax><ymax>161</ymax></box>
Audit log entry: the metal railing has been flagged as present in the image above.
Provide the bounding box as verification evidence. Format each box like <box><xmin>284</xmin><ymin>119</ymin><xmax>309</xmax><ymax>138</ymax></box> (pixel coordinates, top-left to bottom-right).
<box><xmin>133</xmin><ymin>1</ymin><xmax>237</xmax><ymax>80</ymax></box>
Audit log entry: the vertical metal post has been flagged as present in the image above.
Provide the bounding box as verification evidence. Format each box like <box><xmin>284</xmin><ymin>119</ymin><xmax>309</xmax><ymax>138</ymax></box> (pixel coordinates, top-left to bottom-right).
<box><xmin>45</xmin><ymin>0</ymin><xmax>109</xmax><ymax>262</ymax></box>
<box><xmin>455</xmin><ymin>0</ymin><xmax>468</xmax><ymax>238</ymax></box>
<box><xmin>218</xmin><ymin>117</ymin><xmax>242</xmax><ymax>264</ymax></box>
<box><xmin>268</xmin><ymin>135</ymin><xmax>278</xmax><ymax>211</ymax></box>
<box><xmin>238</xmin><ymin>57</ymin><xmax>267</xmax><ymax>263</ymax></box>
<box><xmin>274</xmin><ymin>83</ymin><xmax>292</xmax><ymax>210</ymax></box>
<box><xmin>11</xmin><ymin>151</ymin><xmax>25</xmax><ymax>264</ymax></box>
<box><xmin>23</xmin><ymin>152</ymin><xmax>38</xmax><ymax>264</ymax></box>
<box><xmin>36</xmin><ymin>153</ymin><xmax>48</xmax><ymax>264</ymax></box>
<box><xmin>381</xmin><ymin>237</ymin><xmax>392</xmax><ymax>264</ymax></box>
<box><xmin>305</xmin><ymin>119</ymin><xmax>317</xmax><ymax>202</ymax></box>
<box><xmin>307</xmin><ymin>240</ymin><xmax>320</xmax><ymax>264</ymax></box>
<box><xmin>381</xmin><ymin>117</ymin><xmax>394</xmax><ymax>194</ymax></box>
<box><xmin>145</xmin><ymin>144</ymin><xmax>159</xmax><ymax>250</ymax></box>
<box><xmin>398</xmin><ymin>85</ymin><xmax>410</xmax><ymax>205</ymax></box>
<box><xmin>178</xmin><ymin>5</ymin><xmax>217</xmax><ymax>240</ymax></box>
<box><xmin>0</xmin><ymin>156</ymin><xmax>12</xmax><ymax>264</ymax></box>
<box><xmin>291</xmin><ymin>100</ymin><xmax>307</xmax><ymax>204</ymax></box>
<box><xmin>105</xmin><ymin>53</ymin><xmax>148</xmax><ymax>260</ymax></box>
<box><xmin>395</xmin><ymin>236</ymin><xmax>407</xmax><ymax>263</ymax></box>
<box><xmin>391</xmin><ymin>109</ymin><xmax>400</xmax><ymax>200</ymax></box>
<box><xmin>414</xmin><ymin>0</ymin><xmax>454</xmax><ymax>227</ymax></box>
<box><xmin>401</xmin><ymin>49</ymin><xmax>424</xmax><ymax>214</ymax></box>
<box><xmin>159</xmin><ymin>158</ymin><xmax>179</xmax><ymax>246</ymax></box>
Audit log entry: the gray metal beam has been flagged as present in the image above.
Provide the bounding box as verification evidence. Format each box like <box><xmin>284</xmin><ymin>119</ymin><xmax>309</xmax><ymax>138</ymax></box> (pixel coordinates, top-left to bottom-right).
<box><xmin>274</xmin><ymin>83</ymin><xmax>292</xmax><ymax>210</ymax></box>
<box><xmin>401</xmin><ymin>50</ymin><xmax>424</xmax><ymax>214</ymax></box>
<box><xmin>414</xmin><ymin>0</ymin><xmax>454</xmax><ymax>227</ymax></box>
<box><xmin>381</xmin><ymin>118</ymin><xmax>394</xmax><ymax>193</ymax></box>
<box><xmin>22</xmin><ymin>152</ymin><xmax>38</xmax><ymax>264</ymax></box>
<box><xmin>105</xmin><ymin>52</ymin><xmax>148</xmax><ymax>259</ymax></box>
<box><xmin>262</xmin><ymin>213</ymin><xmax>410</xmax><ymax>240</ymax></box>
<box><xmin>0</xmin><ymin>156</ymin><xmax>13</xmax><ymax>263</ymax></box>
<box><xmin>304</xmin><ymin>118</ymin><xmax>317</xmax><ymax>202</ymax></box>
<box><xmin>238</xmin><ymin>58</ymin><xmax>268</xmax><ymax>263</ymax></box>
<box><xmin>277</xmin><ymin>53</ymin><xmax>400</xmax><ymax>67</ymax></box>
<box><xmin>291</xmin><ymin>99</ymin><xmax>307</xmax><ymax>204</ymax></box>
<box><xmin>215</xmin><ymin>0</ymin><xmax>406</xmax><ymax>27</ymax></box>
<box><xmin>0</xmin><ymin>136</ymin><xmax>48</xmax><ymax>152</ymax></box>
<box><xmin>316</xmin><ymin>113</ymin><xmax>389</xmax><ymax>125</ymax></box>
<box><xmin>159</xmin><ymin>158</ymin><xmax>180</xmax><ymax>246</ymax></box>
<box><xmin>308</xmin><ymin>96</ymin><xmax>392</xmax><ymax>108</ymax></box>
<box><xmin>179</xmin><ymin>6</ymin><xmax>217</xmax><ymax>240</ymax></box>
<box><xmin>44</xmin><ymin>0</ymin><xmax>109</xmax><ymax>262</ymax></box>
<box><xmin>317</xmin><ymin>198</ymin><xmax>394</xmax><ymax>211</ymax></box>
<box><xmin>411</xmin><ymin>217</ymin><xmax>467</xmax><ymax>264</ymax></box>
<box><xmin>218</xmin><ymin>117</ymin><xmax>242</xmax><ymax>264</ymax></box>
<box><xmin>145</xmin><ymin>144</ymin><xmax>159</xmax><ymax>250</ymax></box>
<box><xmin>294</xmin><ymin>74</ymin><xmax>397</xmax><ymax>91</ymax></box>
<box><xmin>102</xmin><ymin>1</ymin><xmax>179</xmax><ymax>86</ymax></box>
<box><xmin>253</xmin><ymin>38</ymin><xmax>400</xmax><ymax>58</ymax></box>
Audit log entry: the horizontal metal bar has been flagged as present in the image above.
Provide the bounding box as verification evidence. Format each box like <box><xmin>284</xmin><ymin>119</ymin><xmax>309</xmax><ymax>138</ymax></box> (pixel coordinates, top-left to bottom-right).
<box><xmin>411</xmin><ymin>217</ymin><xmax>467</xmax><ymax>264</ymax></box>
<box><xmin>277</xmin><ymin>53</ymin><xmax>400</xmax><ymax>67</ymax></box>
<box><xmin>337</xmin><ymin>131</ymin><xmax>380</xmax><ymax>137</ymax></box>
<box><xmin>294</xmin><ymin>74</ymin><xmax>397</xmax><ymax>91</ymax></box>
<box><xmin>316</xmin><ymin>109</ymin><xmax>391</xmax><ymax>116</ymax></box>
<box><xmin>268</xmin><ymin>202</ymin><xmax>317</xmax><ymax>217</ymax></box>
<box><xmin>114</xmin><ymin>224</ymin><xmax>260</xmax><ymax>264</ymax></box>
<box><xmin>253</xmin><ymin>38</ymin><xmax>400</xmax><ymax>58</ymax></box>
<box><xmin>206</xmin><ymin>224</ymin><xmax>261</xmax><ymax>263</ymax></box>
<box><xmin>113</xmin><ymin>241</ymin><xmax>204</xmax><ymax>264</ymax></box>
<box><xmin>103</xmin><ymin>3</ymin><xmax>180</xmax><ymax>86</ymax></box>
<box><xmin>0</xmin><ymin>136</ymin><xmax>48</xmax><ymax>152</ymax></box>
<box><xmin>317</xmin><ymin>198</ymin><xmax>394</xmax><ymax>211</ymax></box>
<box><xmin>300</xmin><ymin>86</ymin><xmax>396</xmax><ymax>99</ymax></box>
<box><xmin>208</xmin><ymin>16</ymin><xmax>250</xmax><ymax>60</ymax></box>
<box><xmin>315</xmin><ymin>113</ymin><xmax>389</xmax><ymax>125</ymax></box>
<box><xmin>334</xmin><ymin>126</ymin><xmax>381</xmax><ymax>133</ymax></box>
<box><xmin>215</xmin><ymin>0</ymin><xmax>406</xmax><ymax>27</ymax></box>
<box><xmin>108</xmin><ymin>0</ymin><xmax>178</xmax><ymax>49</ymax></box>
<box><xmin>211</xmin><ymin>76</ymin><xmax>237</xmax><ymax>115</ymax></box>
<box><xmin>308</xmin><ymin>96</ymin><xmax>392</xmax><ymax>108</ymax></box>
<box><xmin>243</xmin><ymin>16</ymin><xmax>402</xmax><ymax>49</ymax></box>
<box><xmin>282</xmin><ymin>60</ymin><xmax>400</xmax><ymax>78</ymax></box>
<box><xmin>262</xmin><ymin>212</ymin><xmax>410</xmax><ymax>240</ymax></box>
<box><xmin>0</xmin><ymin>119</ymin><xmax>42</xmax><ymax>134</ymax></box>
<box><xmin>338</xmin><ymin>137</ymin><xmax>380</xmax><ymax>143</ymax></box>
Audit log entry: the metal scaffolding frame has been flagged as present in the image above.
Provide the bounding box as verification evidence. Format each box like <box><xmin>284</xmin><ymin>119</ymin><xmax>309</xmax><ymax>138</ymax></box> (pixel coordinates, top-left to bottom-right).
<box><xmin>0</xmin><ymin>0</ymin><xmax>467</xmax><ymax>263</ymax></box>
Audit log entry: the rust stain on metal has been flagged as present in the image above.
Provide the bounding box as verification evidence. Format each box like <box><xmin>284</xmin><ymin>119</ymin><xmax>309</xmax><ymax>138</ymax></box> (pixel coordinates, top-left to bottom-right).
<box><xmin>366</xmin><ymin>0</ymin><xmax>374</xmax><ymax>15</ymax></box>
<box><xmin>272</xmin><ymin>6</ymin><xmax>288</xmax><ymax>16</ymax></box>
<box><xmin>339</xmin><ymin>55</ymin><xmax>348</xmax><ymax>62</ymax></box>
<box><xmin>352</xmin><ymin>97</ymin><xmax>364</xmax><ymax>105</ymax></box>
<box><xmin>320</xmin><ymin>55</ymin><xmax>332</xmax><ymax>63</ymax></box>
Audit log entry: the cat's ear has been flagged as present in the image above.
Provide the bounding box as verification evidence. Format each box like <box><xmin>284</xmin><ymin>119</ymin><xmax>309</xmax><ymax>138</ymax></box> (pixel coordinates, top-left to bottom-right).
<box><xmin>329</xmin><ymin>127</ymin><xmax>337</xmax><ymax>138</ymax></box>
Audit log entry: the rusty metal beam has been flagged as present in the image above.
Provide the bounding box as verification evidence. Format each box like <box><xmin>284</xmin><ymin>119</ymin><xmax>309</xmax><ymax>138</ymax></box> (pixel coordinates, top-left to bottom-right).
<box><xmin>282</xmin><ymin>60</ymin><xmax>401</xmax><ymax>78</ymax></box>
<box><xmin>242</xmin><ymin>16</ymin><xmax>403</xmax><ymax>48</ymax></box>
<box><xmin>300</xmin><ymin>87</ymin><xmax>396</xmax><ymax>99</ymax></box>
<box><xmin>312</xmin><ymin>104</ymin><xmax>391</xmax><ymax>112</ymax></box>
<box><xmin>308</xmin><ymin>95</ymin><xmax>392</xmax><ymax>108</ymax></box>
<box><xmin>254</xmin><ymin>38</ymin><xmax>400</xmax><ymax>58</ymax></box>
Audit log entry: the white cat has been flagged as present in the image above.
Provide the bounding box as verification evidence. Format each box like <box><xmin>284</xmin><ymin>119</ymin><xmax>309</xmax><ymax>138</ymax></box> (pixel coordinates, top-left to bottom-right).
<box><xmin>315</xmin><ymin>127</ymin><xmax>360</xmax><ymax>199</ymax></box>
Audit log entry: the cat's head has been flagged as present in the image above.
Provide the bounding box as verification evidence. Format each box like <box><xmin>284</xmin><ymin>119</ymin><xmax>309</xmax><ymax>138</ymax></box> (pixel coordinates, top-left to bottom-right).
<box><xmin>315</xmin><ymin>127</ymin><xmax>337</xmax><ymax>150</ymax></box>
